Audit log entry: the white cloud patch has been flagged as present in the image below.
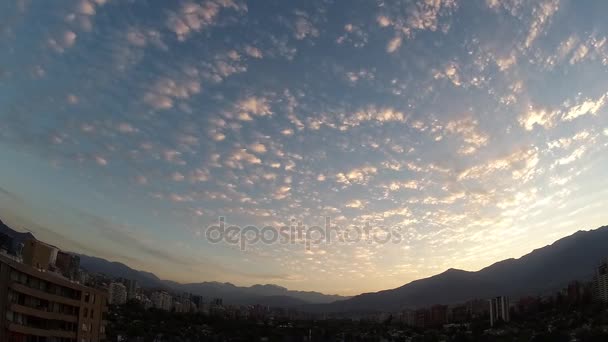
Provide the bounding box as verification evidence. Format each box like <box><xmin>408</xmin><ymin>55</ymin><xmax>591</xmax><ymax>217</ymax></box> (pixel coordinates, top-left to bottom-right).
<box><xmin>248</xmin><ymin>143</ymin><xmax>267</xmax><ymax>154</ymax></box>
<box><xmin>377</xmin><ymin>15</ymin><xmax>391</xmax><ymax>27</ymax></box>
<box><xmin>433</xmin><ymin>62</ymin><xmax>463</xmax><ymax>87</ymax></box>
<box><xmin>406</xmin><ymin>0</ymin><xmax>457</xmax><ymax>32</ymax></box>
<box><xmin>459</xmin><ymin>147</ymin><xmax>539</xmax><ymax>181</ymax></box>
<box><xmin>444</xmin><ymin>116</ymin><xmax>489</xmax><ymax>155</ymax></box>
<box><xmin>225</xmin><ymin>149</ymin><xmax>262</xmax><ymax>168</ymax></box>
<box><xmin>167</xmin><ymin>0</ymin><xmax>247</xmax><ymax>41</ymax></box>
<box><xmin>293</xmin><ymin>12</ymin><xmax>319</xmax><ymax>40</ymax></box>
<box><xmin>336</xmin><ymin>166</ymin><xmax>378</xmax><ymax>185</ymax></box>
<box><xmin>94</xmin><ymin>155</ymin><xmax>107</xmax><ymax>166</ymax></box>
<box><xmin>386</xmin><ymin>36</ymin><xmax>402</xmax><ymax>53</ymax></box>
<box><xmin>144</xmin><ymin>76</ymin><xmax>201</xmax><ymax>110</ymax></box>
<box><xmin>244</xmin><ymin>45</ymin><xmax>263</xmax><ymax>58</ymax></box>
<box><xmin>518</xmin><ymin>106</ymin><xmax>560</xmax><ymax>130</ymax></box>
<box><xmin>78</xmin><ymin>0</ymin><xmax>96</xmax><ymax>15</ymax></box>
<box><xmin>523</xmin><ymin>0</ymin><xmax>560</xmax><ymax>49</ymax></box>
<box><xmin>563</xmin><ymin>94</ymin><xmax>606</xmax><ymax>121</ymax></box>
<box><xmin>235</xmin><ymin>97</ymin><xmax>272</xmax><ymax>119</ymax></box>
<box><xmin>345</xmin><ymin>199</ymin><xmax>365</xmax><ymax>209</ymax></box>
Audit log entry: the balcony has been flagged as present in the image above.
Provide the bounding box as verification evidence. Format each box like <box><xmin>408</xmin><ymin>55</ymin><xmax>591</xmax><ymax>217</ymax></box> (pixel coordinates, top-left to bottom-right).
<box><xmin>8</xmin><ymin>323</ymin><xmax>77</xmax><ymax>339</ymax></box>
<box><xmin>11</xmin><ymin>303</ymin><xmax>78</xmax><ymax>323</ymax></box>
<box><xmin>10</xmin><ymin>281</ymin><xmax>81</xmax><ymax>307</ymax></box>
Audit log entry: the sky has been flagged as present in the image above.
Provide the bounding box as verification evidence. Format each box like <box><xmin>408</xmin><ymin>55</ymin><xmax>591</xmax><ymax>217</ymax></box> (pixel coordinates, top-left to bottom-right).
<box><xmin>1</xmin><ymin>0</ymin><xmax>608</xmax><ymax>296</ymax></box>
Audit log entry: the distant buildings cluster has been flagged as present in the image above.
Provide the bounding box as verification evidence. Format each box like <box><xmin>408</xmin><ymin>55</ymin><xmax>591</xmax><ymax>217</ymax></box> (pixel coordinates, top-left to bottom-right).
<box><xmin>391</xmin><ymin>259</ymin><xmax>608</xmax><ymax>330</ymax></box>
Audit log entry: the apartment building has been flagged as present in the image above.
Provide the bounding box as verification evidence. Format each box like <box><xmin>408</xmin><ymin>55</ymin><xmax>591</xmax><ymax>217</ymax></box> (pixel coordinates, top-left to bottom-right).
<box><xmin>594</xmin><ymin>258</ymin><xmax>608</xmax><ymax>302</ymax></box>
<box><xmin>489</xmin><ymin>296</ymin><xmax>510</xmax><ymax>327</ymax></box>
<box><xmin>0</xmin><ymin>253</ymin><xmax>108</xmax><ymax>342</ymax></box>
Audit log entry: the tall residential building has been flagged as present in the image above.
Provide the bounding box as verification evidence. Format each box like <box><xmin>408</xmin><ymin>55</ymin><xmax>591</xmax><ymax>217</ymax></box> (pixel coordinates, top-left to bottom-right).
<box><xmin>108</xmin><ymin>282</ymin><xmax>128</xmax><ymax>305</ymax></box>
<box><xmin>489</xmin><ymin>296</ymin><xmax>510</xmax><ymax>327</ymax></box>
<box><xmin>594</xmin><ymin>258</ymin><xmax>608</xmax><ymax>302</ymax></box>
<box><xmin>21</xmin><ymin>239</ymin><xmax>59</xmax><ymax>271</ymax></box>
<box><xmin>150</xmin><ymin>291</ymin><xmax>172</xmax><ymax>311</ymax></box>
<box><xmin>55</xmin><ymin>251</ymin><xmax>80</xmax><ymax>281</ymax></box>
<box><xmin>118</xmin><ymin>278</ymin><xmax>138</xmax><ymax>300</ymax></box>
<box><xmin>430</xmin><ymin>304</ymin><xmax>448</xmax><ymax>326</ymax></box>
<box><xmin>0</xmin><ymin>253</ymin><xmax>108</xmax><ymax>342</ymax></box>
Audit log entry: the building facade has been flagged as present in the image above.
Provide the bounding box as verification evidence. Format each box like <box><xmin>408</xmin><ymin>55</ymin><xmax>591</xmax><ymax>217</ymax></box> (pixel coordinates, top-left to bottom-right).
<box><xmin>0</xmin><ymin>253</ymin><xmax>108</xmax><ymax>342</ymax></box>
<box><xmin>489</xmin><ymin>296</ymin><xmax>510</xmax><ymax>327</ymax></box>
<box><xmin>118</xmin><ymin>278</ymin><xmax>138</xmax><ymax>300</ymax></box>
<box><xmin>594</xmin><ymin>258</ymin><xmax>608</xmax><ymax>302</ymax></box>
<box><xmin>54</xmin><ymin>252</ymin><xmax>80</xmax><ymax>281</ymax></box>
<box><xmin>21</xmin><ymin>240</ymin><xmax>59</xmax><ymax>271</ymax></box>
<box><xmin>108</xmin><ymin>283</ymin><xmax>127</xmax><ymax>306</ymax></box>
<box><xmin>150</xmin><ymin>291</ymin><xmax>172</xmax><ymax>311</ymax></box>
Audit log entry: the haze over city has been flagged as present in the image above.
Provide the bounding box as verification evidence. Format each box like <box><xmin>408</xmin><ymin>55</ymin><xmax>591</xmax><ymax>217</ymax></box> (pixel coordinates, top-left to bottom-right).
<box><xmin>2</xmin><ymin>0</ymin><xmax>608</xmax><ymax>296</ymax></box>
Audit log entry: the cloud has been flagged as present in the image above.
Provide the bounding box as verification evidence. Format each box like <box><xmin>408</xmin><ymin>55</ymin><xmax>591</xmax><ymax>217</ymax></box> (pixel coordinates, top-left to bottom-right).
<box><xmin>126</xmin><ymin>28</ymin><xmax>167</xmax><ymax>50</ymax></box>
<box><xmin>377</xmin><ymin>15</ymin><xmax>391</xmax><ymax>27</ymax></box>
<box><xmin>49</xmin><ymin>31</ymin><xmax>78</xmax><ymax>52</ymax></box>
<box><xmin>117</xmin><ymin>123</ymin><xmax>137</xmax><ymax>133</ymax></box>
<box><xmin>248</xmin><ymin>142</ymin><xmax>267</xmax><ymax>153</ymax></box>
<box><xmin>444</xmin><ymin>116</ymin><xmax>489</xmax><ymax>154</ymax></box>
<box><xmin>274</xmin><ymin>186</ymin><xmax>291</xmax><ymax>200</ymax></box>
<box><xmin>523</xmin><ymin>0</ymin><xmax>560</xmax><ymax>49</ymax></box>
<box><xmin>0</xmin><ymin>186</ymin><xmax>22</xmax><ymax>202</ymax></box>
<box><xmin>563</xmin><ymin>94</ymin><xmax>606</xmax><ymax>121</ymax></box>
<box><xmin>556</xmin><ymin>145</ymin><xmax>586</xmax><ymax>166</ymax></box>
<box><xmin>336</xmin><ymin>166</ymin><xmax>378</xmax><ymax>185</ymax></box>
<box><xmin>345</xmin><ymin>199</ymin><xmax>365</xmax><ymax>209</ymax></box>
<box><xmin>459</xmin><ymin>147</ymin><xmax>539</xmax><ymax>181</ymax></box>
<box><xmin>518</xmin><ymin>106</ymin><xmax>560</xmax><ymax>130</ymax></box>
<box><xmin>171</xmin><ymin>172</ymin><xmax>185</xmax><ymax>182</ymax></box>
<box><xmin>94</xmin><ymin>155</ymin><xmax>107</xmax><ymax>166</ymax></box>
<box><xmin>66</xmin><ymin>94</ymin><xmax>79</xmax><ymax>105</ymax></box>
<box><xmin>293</xmin><ymin>13</ymin><xmax>319</xmax><ymax>40</ymax></box>
<box><xmin>211</xmin><ymin>132</ymin><xmax>226</xmax><ymax>141</ymax></box>
<box><xmin>167</xmin><ymin>0</ymin><xmax>247</xmax><ymax>41</ymax></box>
<box><xmin>496</xmin><ymin>53</ymin><xmax>517</xmax><ymax>71</ymax></box>
<box><xmin>79</xmin><ymin>211</ymin><xmax>198</xmax><ymax>265</ymax></box>
<box><xmin>78</xmin><ymin>0</ymin><xmax>96</xmax><ymax>15</ymax></box>
<box><xmin>569</xmin><ymin>44</ymin><xmax>589</xmax><ymax>64</ymax></box>
<box><xmin>235</xmin><ymin>96</ymin><xmax>272</xmax><ymax>119</ymax></box>
<box><xmin>386</xmin><ymin>36</ymin><xmax>402</xmax><ymax>53</ymax></box>
<box><xmin>244</xmin><ymin>45</ymin><xmax>263</xmax><ymax>58</ymax></box>
<box><xmin>225</xmin><ymin>149</ymin><xmax>262</xmax><ymax>168</ymax></box>
<box><xmin>189</xmin><ymin>168</ymin><xmax>210</xmax><ymax>182</ymax></box>
<box><xmin>385</xmin><ymin>180</ymin><xmax>419</xmax><ymax>191</ymax></box>
<box><xmin>433</xmin><ymin>62</ymin><xmax>461</xmax><ymax>86</ymax></box>
<box><xmin>406</xmin><ymin>0</ymin><xmax>457</xmax><ymax>32</ymax></box>
<box><xmin>64</xmin><ymin>31</ymin><xmax>77</xmax><ymax>47</ymax></box>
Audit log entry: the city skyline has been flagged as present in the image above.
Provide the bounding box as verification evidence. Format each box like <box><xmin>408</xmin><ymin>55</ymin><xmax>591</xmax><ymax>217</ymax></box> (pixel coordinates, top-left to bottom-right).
<box><xmin>2</xmin><ymin>0</ymin><xmax>608</xmax><ymax>296</ymax></box>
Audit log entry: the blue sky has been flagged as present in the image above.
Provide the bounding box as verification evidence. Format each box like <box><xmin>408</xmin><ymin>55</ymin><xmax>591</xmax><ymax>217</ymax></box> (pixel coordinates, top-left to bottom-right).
<box><xmin>1</xmin><ymin>0</ymin><xmax>608</xmax><ymax>295</ymax></box>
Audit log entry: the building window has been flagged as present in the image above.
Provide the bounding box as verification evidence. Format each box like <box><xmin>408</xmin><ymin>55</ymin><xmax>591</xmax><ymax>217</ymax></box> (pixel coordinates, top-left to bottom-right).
<box><xmin>6</xmin><ymin>310</ymin><xmax>13</xmax><ymax>322</ymax></box>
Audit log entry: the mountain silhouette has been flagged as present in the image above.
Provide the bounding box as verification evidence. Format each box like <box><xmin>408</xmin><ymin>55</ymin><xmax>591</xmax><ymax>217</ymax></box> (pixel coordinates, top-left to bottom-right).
<box><xmin>78</xmin><ymin>254</ymin><xmax>346</xmax><ymax>305</ymax></box>
<box><xmin>314</xmin><ymin>225</ymin><xmax>608</xmax><ymax>312</ymax></box>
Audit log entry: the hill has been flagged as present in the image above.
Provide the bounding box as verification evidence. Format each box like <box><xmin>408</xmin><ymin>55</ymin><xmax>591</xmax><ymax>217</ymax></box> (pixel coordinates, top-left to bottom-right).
<box><xmin>314</xmin><ymin>225</ymin><xmax>608</xmax><ymax>312</ymax></box>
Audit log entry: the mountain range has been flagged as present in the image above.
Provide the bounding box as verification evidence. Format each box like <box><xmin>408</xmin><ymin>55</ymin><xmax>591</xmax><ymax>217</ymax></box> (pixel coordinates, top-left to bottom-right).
<box><xmin>77</xmin><ymin>254</ymin><xmax>347</xmax><ymax>306</ymax></box>
<box><xmin>3</xmin><ymin>216</ymin><xmax>607</xmax><ymax>311</ymax></box>
<box><xmin>312</xmin><ymin>225</ymin><xmax>608</xmax><ymax>312</ymax></box>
